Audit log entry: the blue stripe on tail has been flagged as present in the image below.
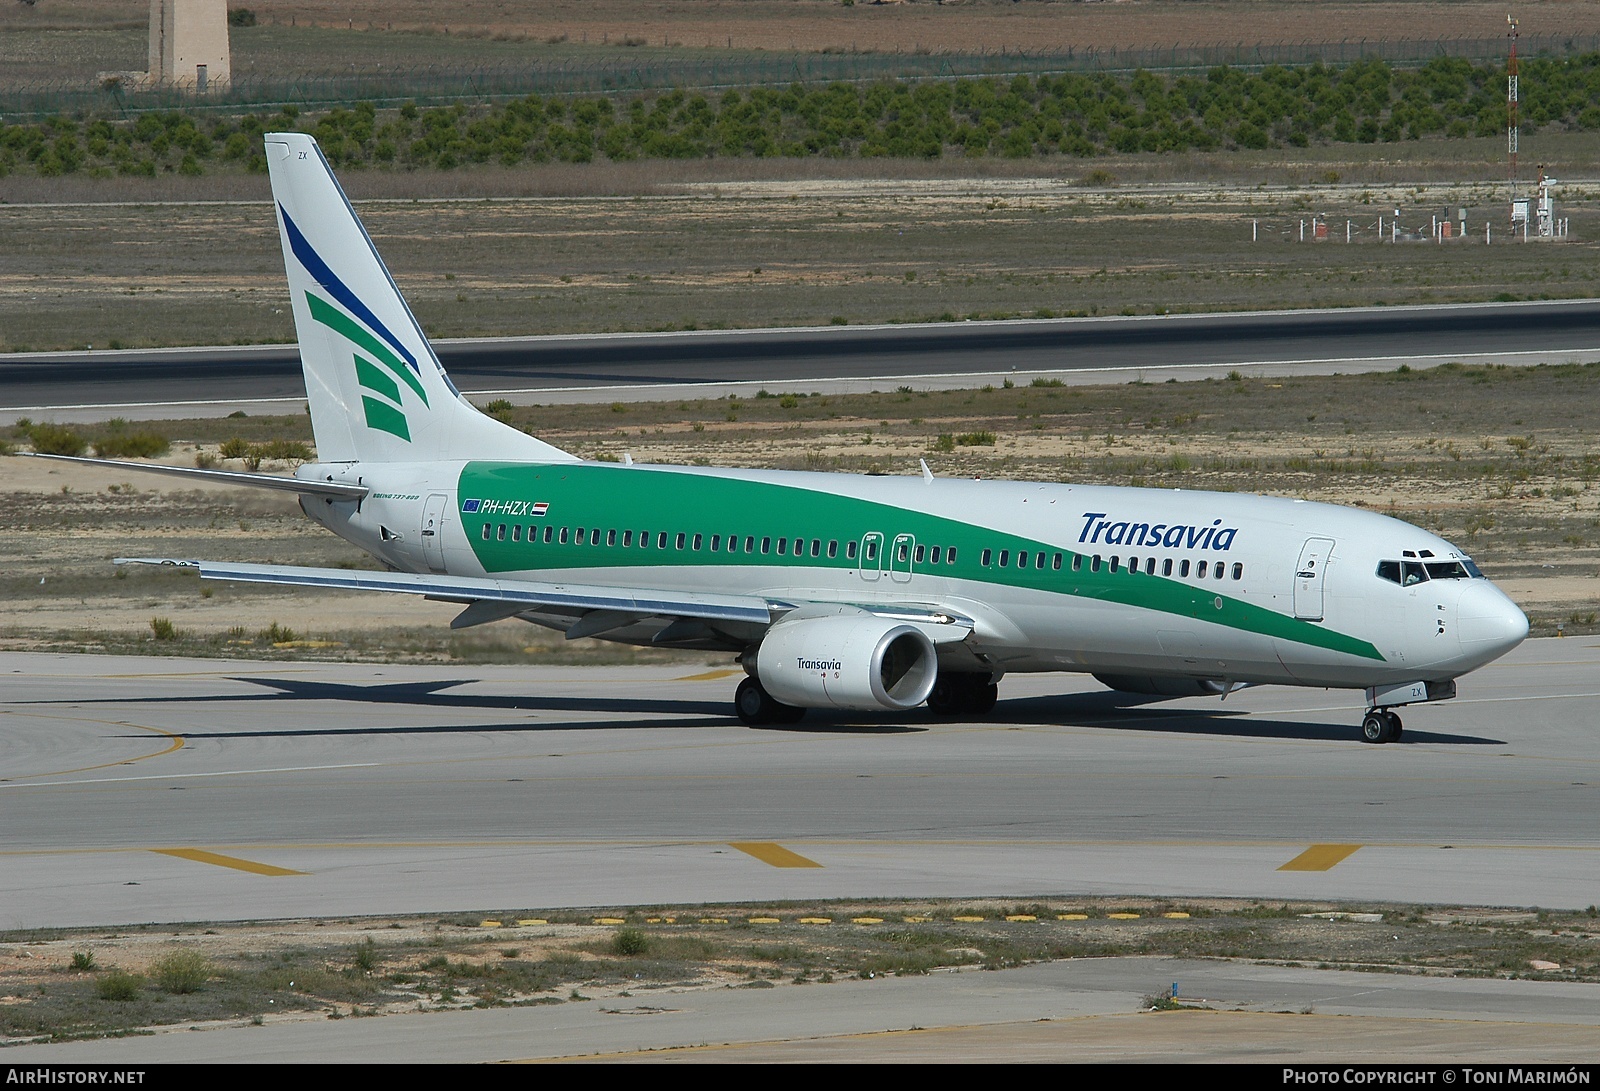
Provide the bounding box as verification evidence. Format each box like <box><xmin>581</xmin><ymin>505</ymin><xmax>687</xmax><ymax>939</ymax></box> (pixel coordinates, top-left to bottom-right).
<box><xmin>279</xmin><ymin>204</ymin><xmax>419</xmax><ymax>374</ymax></box>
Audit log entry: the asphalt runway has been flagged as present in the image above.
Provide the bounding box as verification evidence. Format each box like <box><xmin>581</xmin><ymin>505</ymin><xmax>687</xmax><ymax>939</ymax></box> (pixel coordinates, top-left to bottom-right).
<box><xmin>4</xmin><ymin>636</ymin><xmax>1599</xmax><ymax>931</ymax></box>
<box><xmin>5</xmin><ymin>299</ymin><xmax>1600</xmax><ymax>422</ymax></box>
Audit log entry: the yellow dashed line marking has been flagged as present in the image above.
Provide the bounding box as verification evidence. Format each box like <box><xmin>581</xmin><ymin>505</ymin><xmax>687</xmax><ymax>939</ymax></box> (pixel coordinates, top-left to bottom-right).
<box><xmin>151</xmin><ymin>848</ymin><xmax>305</xmax><ymax>876</ymax></box>
<box><xmin>675</xmin><ymin>669</ymin><xmax>745</xmax><ymax>682</ymax></box>
<box><xmin>0</xmin><ymin>715</ymin><xmax>183</xmax><ymax>782</ymax></box>
<box><xmin>1278</xmin><ymin>844</ymin><xmax>1363</xmax><ymax>871</ymax></box>
<box><xmin>729</xmin><ymin>841</ymin><xmax>823</xmax><ymax>868</ymax></box>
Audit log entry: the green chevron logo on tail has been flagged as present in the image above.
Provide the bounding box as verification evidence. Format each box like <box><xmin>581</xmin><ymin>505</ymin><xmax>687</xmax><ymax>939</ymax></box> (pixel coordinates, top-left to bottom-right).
<box><xmin>280</xmin><ymin>202</ymin><xmax>430</xmax><ymax>443</ymax></box>
<box><xmin>304</xmin><ymin>293</ymin><xmax>429</xmax><ymax>442</ymax></box>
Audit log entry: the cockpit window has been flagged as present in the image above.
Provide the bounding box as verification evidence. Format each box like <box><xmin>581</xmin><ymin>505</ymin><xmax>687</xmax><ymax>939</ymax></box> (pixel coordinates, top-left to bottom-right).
<box><xmin>1380</xmin><ymin>555</ymin><xmax>1483</xmax><ymax>584</ymax></box>
<box><xmin>1378</xmin><ymin>559</ymin><xmax>1430</xmax><ymax>585</ymax></box>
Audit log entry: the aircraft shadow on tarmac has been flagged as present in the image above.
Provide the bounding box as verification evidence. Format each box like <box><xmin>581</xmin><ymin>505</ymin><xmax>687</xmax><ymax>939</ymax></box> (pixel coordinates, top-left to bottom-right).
<box><xmin>73</xmin><ymin>677</ymin><xmax>726</xmax><ymax>717</ymax></box>
<box><xmin>982</xmin><ymin>691</ymin><xmax>1506</xmax><ymax>745</ymax></box>
<box><xmin>71</xmin><ymin>677</ymin><xmax>1503</xmax><ymax>745</ymax></box>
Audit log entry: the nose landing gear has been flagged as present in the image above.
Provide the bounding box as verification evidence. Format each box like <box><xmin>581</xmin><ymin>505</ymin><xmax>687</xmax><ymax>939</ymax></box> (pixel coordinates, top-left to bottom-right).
<box><xmin>1360</xmin><ymin>709</ymin><xmax>1403</xmax><ymax>744</ymax></box>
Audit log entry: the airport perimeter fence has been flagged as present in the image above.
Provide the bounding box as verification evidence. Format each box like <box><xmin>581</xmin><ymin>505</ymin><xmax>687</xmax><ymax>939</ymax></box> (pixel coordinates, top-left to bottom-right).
<box><xmin>6</xmin><ymin>32</ymin><xmax>1599</xmax><ymax>121</ymax></box>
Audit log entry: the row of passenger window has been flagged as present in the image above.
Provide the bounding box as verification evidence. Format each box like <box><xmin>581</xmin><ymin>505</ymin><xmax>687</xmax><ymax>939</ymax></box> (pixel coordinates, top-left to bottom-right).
<box><xmin>479</xmin><ymin>522</ymin><xmax>961</xmax><ymax>565</ymax></box>
<box><xmin>479</xmin><ymin>522</ymin><xmax>1246</xmax><ymax>581</ymax></box>
<box><xmin>978</xmin><ymin>547</ymin><xmax>1244</xmax><ymax>581</ymax></box>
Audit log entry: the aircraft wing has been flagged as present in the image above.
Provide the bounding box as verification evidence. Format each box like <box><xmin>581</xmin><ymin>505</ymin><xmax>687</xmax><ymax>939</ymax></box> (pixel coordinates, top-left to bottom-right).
<box><xmin>115</xmin><ymin>558</ymin><xmax>783</xmax><ymax>629</ymax></box>
<box><xmin>113</xmin><ymin>559</ymin><xmax>976</xmax><ymax>646</ymax></box>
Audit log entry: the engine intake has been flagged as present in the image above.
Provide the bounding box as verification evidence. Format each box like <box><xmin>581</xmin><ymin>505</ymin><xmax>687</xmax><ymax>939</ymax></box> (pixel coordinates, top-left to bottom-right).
<box><xmin>757</xmin><ymin>615</ymin><xmax>938</xmax><ymax>711</ymax></box>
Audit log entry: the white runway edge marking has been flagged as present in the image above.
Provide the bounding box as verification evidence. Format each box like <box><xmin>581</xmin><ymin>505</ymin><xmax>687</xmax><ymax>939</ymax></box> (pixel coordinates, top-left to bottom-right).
<box><xmin>0</xmin><ymin>762</ymin><xmax>383</xmax><ymax>790</ymax></box>
<box><xmin>8</xmin><ymin>347</ymin><xmax>1599</xmax><ymax>415</ymax></box>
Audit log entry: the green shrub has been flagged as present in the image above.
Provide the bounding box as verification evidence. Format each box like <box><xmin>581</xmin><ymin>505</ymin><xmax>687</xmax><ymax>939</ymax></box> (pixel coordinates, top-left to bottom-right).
<box><xmin>149</xmin><ymin>617</ymin><xmax>178</xmax><ymax>641</ymax></box>
<box><xmin>955</xmin><ymin>431</ymin><xmax>996</xmax><ymax>446</ymax></box>
<box><xmin>612</xmin><ymin>927</ymin><xmax>650</xmax><ymax>956</ymax></box>
<box><xmin>151</xmin><ymin>950</ymin><xmax>211</xmax><ymax>994</ymax></box>
<box><xmin>253</xmin><ymin>438</ymin><xmax>313</xmax><ymax>461</ymax></box>
<box><xmin>218</xmin><ymin>437</ymin><xmax>251</xmax><ymax>460</ymax></box>
<box><xmin>70</xmin><ymin>950</ymin><xmax>96</xmax><ymax>971</ymax></box>
<box><xmin>261</xmin><ymin>621</ymin><xmax>297</xmax><ymax>643</ymax></box>
<box><xmin>96</xmin><ymin>970</ymin><xmax>142</xmax><ymax>1001</ymax></box>
<box><xmin>28</xmin><ymin>423</ymin><xmax>86</xmax><ymax>457</ymax></box>
<box><xmin>92</xmin><ymin>431</ymin><xmax>169</xmax><ymax>459</ymax></box>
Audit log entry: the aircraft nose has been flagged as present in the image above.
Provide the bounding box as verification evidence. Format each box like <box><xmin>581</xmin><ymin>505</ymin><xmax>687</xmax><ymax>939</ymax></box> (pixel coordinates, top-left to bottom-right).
<box><xmin>1457</xmin><ymin>581</ymin><xmax>1529</xmax><ymax>660</ymax></box>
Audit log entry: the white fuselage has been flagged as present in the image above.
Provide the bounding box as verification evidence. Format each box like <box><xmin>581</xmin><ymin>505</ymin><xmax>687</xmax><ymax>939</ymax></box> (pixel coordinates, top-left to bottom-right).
<box><xmin>297</xmin><ymin>459</ymin><xmax>1529</xmax><ymax>692</ymax></box>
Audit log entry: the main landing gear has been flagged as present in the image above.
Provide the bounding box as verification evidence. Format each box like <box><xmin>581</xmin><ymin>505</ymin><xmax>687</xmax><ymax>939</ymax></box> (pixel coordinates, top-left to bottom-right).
<box><xmin>926</xmin><ymin>672</ymin><xmax>999</xmax><ymax>718</ymax></box>
<box><xmin>733</xmin><ymin>672</ymin><xmax>1000</xmax><ymax>725</ymax></box>
<box><xmin>1360</xmin><ymin>709</ymin><xmax>1404</xmax><ymax>744</ymax></box>
<box><xmin>735</xmin><ymin>677</ymin><xmax>806</xmax><ymax>727</ymax></box>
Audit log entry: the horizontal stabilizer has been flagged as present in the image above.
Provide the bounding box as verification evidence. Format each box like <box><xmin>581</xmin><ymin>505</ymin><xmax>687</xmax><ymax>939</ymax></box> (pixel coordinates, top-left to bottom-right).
<box><xmin>22</xmin><ymin>453</ymin><xmax>367</xmax><ymax>500</ymax></box>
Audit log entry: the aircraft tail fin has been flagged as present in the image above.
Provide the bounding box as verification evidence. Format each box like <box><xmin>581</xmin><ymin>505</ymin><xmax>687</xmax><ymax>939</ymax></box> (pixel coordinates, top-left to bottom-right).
<box><xmin>263</xmin><ymin>132</ymin><xmax>574</xmax><ymax>465</ymax></box>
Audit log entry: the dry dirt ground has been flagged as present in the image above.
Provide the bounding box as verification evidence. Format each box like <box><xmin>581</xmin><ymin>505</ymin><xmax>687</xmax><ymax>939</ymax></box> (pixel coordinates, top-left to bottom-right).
<box><xmin>4</xmin><ymin>896</ymin><xmax>1597</xmax><ymax>1047</ymax></box>
<box><xmin>10</xmin><ymin>172</ymin><xmax>1600</xmax><ymax>352</ymax></box>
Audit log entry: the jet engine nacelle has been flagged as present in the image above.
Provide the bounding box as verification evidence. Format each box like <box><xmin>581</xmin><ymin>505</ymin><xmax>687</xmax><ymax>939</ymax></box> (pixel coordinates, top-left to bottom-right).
<box><xmin>756</xmin><ymin>616</ymin><xmax>938</xmax><ymax>711</ymax></box>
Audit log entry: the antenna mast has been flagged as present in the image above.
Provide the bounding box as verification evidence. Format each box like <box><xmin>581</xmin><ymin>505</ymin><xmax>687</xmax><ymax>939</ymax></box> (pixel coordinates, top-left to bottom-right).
<box><xmin>1508</xmin><ymin>14</ymin><xmax>1520</xmax><ymax>209</ymax></box>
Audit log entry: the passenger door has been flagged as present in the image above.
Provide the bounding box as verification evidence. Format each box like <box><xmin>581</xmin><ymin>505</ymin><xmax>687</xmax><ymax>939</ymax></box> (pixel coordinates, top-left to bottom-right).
<box><xmin>1293</xmin><ymin>537</ymin><xmax>1335</xmax><ymax>621</ymax></box>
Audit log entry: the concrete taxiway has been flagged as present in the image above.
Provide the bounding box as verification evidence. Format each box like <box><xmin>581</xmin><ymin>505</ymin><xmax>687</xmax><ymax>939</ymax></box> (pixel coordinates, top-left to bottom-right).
<box><xmin>3</xmin><ymin>637</ymin><xmax>1599</xmax><ymax>929</ymax></box>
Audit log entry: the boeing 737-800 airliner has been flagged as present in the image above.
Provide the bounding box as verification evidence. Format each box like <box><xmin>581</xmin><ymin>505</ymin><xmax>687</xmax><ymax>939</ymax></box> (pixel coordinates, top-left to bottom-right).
<box><xmin>54</xmin><ymin>133</ymin><xmax>1528</xmax><ymax>742</ymax></box>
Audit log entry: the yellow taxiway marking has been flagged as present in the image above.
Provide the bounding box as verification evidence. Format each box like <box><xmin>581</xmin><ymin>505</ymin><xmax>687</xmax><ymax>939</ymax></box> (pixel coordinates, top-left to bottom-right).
<box><xmin>729</xmin><ymin>842</ymin><xmax>823</xmax><ymax>869</ymax></box>
<box><xmin>0</xmin><ymin>715</ymin><xmax>183</xmax><ymax>783</ymax></box>
<box><xmin>152</xmin><ymin>848</ymin><xmax>305</xmax><ymax>876</ymax></box>
<box><xmin>1278</xmin><ymin>844</ymin><xmax>1363</xmax><ymax>872</ymax></box>
<box><xmin>674</xmin><ymin>669</ymin><xmax>745</xmax><ymax>682</ymax></box>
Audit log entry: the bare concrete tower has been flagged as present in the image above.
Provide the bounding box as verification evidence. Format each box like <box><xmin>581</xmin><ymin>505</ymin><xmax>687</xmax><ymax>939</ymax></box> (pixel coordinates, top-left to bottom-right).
<box><xmin>148</xmin><ymin>0</ymin><xmax>231</xmax><ymax>90</ymax></box>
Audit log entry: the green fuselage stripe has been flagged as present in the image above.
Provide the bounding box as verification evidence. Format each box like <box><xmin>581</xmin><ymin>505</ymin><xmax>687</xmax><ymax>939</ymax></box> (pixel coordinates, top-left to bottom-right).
<box><xmin>459</xmin><ymin>462</ymin><xmax>1383</xmax><ymax>661</ymax></box>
